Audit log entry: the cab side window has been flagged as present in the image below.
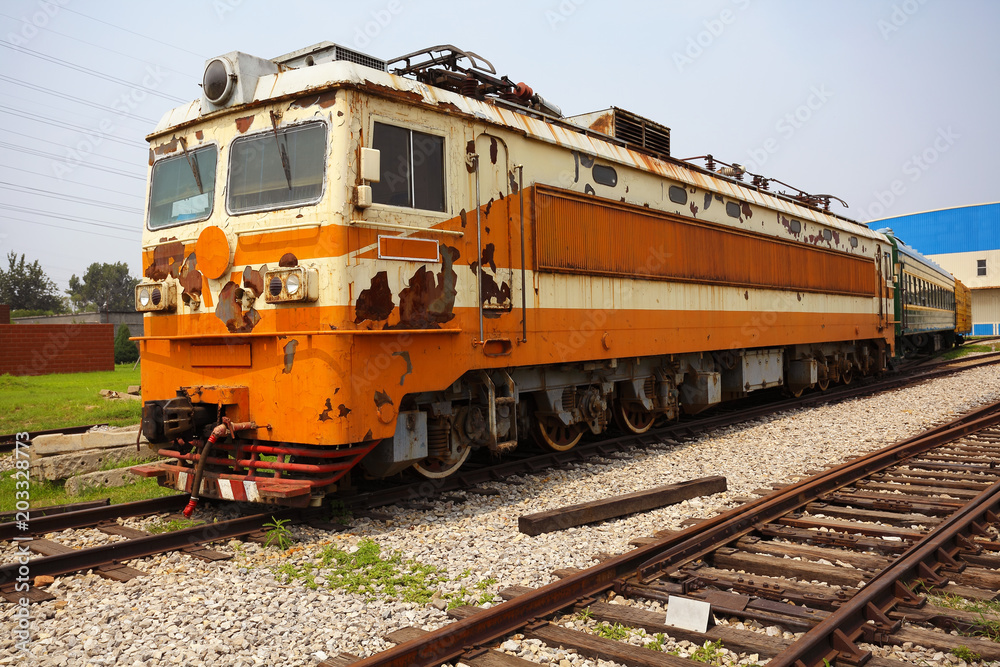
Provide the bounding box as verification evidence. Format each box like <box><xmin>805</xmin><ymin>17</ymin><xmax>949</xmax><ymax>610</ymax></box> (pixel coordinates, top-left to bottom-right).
<box><xmin>371</xmin><ymin>121</ymin><xmax>446</xmax><ymax>212</ymax></box>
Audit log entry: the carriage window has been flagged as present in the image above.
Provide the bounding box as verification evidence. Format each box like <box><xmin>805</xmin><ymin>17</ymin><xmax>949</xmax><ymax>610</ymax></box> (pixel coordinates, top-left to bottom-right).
<box><xmin>148</xmin><ymin>145</ymin><xmax>217</xmax><ymax>229</ymax></box>
<box><xmin>371</xmin><ymin>122</ymin><xmax>445</xmax><ymax>212</ymax></box>
<box><xmin>592</xmin><ymin>164</ymin><xmax>618</xmax><ymax>187</ymax></box>
<box><xmin>228</xmin><ymin>122</ymin><xmax>326</xmax><ymax>214</ymax></box>
<box><xmin>979</xmin><ymin>259</ymin><xmax>987</xmax><ymax>276</ymax></box>
<box><xmin>668</xmin><ymin>185</ymin><xmax>687</xmax><ymax>205</ymax></box>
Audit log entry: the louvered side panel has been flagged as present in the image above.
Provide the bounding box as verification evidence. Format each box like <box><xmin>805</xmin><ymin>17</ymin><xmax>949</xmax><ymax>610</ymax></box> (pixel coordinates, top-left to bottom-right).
<box><xmin>533</xmin><ymin>186</ymin><xmax>877</xmax><ymax>297</ymax></box>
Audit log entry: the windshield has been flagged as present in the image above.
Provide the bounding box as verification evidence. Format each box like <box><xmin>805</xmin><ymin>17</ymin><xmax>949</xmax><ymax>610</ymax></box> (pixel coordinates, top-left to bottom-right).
<box><xmin>228</xmin><ymin>121</ymin><xmax>326</xmax><ymax>214</ymax></box>
<box><xmin>147</xmin><ymin>145</ymin><xmax>218</xmax><ymax>229</ymax></box>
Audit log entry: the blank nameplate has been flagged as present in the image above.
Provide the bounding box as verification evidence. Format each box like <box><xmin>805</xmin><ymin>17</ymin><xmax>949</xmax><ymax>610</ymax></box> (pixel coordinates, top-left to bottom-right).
<box><xmin>664</xmin><ymin>595</ymin><xmax>715</xmax><ymax>633</ymax></box>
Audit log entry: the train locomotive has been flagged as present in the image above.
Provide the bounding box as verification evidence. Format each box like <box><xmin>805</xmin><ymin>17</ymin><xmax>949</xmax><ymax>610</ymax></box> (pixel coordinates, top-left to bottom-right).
<box><xmin>131</xmin><ymin>42</ymin><xmax>963</xmax><ymax>508</ymax></box>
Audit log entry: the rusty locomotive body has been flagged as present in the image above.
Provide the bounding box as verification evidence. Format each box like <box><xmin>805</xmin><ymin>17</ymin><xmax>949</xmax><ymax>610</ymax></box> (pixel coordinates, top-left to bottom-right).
<box><xmin>134</xmin><ymin>43</ymin><xmax>899</xmax><ymax>507</ymax></box>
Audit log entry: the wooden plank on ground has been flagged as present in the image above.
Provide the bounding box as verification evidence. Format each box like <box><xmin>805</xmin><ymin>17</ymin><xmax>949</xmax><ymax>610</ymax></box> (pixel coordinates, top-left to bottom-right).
<box><xmin>518</xmin><ymin>476</ymin><xmax>726</xmax><ymax>536</ymax></box>
<box><xmin>892</xmin><ymin>626</ymin><xmax>1000</xmax><ymax>661</ymax></box>
<box><xmin>525</xmin><ymin>621</ymin><xmax>702</xmax><ymax>667</ymax></box>
<box><xmin>317</xmin><ymin>653</ymin><xmax>359</xmax><ymax>667</ymax></box>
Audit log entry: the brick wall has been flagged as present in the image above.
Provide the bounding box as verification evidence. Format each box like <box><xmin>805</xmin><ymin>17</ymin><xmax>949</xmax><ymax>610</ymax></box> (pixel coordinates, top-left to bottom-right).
<box><xmin>0</xmin><ymin>323</ymin><xmax>115</xmax><ymax>376</ymax></box>
<box><xmin>0</xmin><ymin>304</ymin><xmax>9</xmax><ymax>325</ymax></box>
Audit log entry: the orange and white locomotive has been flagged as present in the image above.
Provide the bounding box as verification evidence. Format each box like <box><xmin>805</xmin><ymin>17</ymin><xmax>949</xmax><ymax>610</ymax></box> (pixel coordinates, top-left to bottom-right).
<box><xmin>133</xmin><ymin>43</ymin><xmax>894</xmax><ymax>506</ymax></box>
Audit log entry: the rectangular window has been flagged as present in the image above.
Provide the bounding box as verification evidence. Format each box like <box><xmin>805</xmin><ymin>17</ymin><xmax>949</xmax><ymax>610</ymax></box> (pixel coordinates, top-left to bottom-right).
<box><xmin>978</xmin><ymin>259</ymin><xmax>987</xmax><ymax>276</ymax></box>
<box><xmin>371</xmin><ymin>121</ymin><xmax>446</xmax><ymax>212</ymax></box>
<box><xmin>148</xmin><ymin>145</ymin><xmax>217</xmax><ymax>229</ymax></box>
<box><xmin>228</xmin><ymin>122</ymin><xmax>326</xmax><ymax>214</ymax></box>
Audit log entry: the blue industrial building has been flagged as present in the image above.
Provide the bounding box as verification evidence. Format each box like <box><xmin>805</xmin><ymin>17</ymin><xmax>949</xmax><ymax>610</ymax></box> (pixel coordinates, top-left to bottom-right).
<box><xmin>874</xmin><ymin>202</ymin><xmax>1000</xmax><ymax>335</ymax></box>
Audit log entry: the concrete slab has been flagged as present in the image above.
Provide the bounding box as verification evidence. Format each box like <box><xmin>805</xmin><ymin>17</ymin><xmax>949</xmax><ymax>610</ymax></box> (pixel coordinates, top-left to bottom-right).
<box><xmin>31</xmin><ymin>444</ymin><xmax>161</xmax><ymax>480</ymax></box>
<box><xmin>32</xmin><ymin>427</ymin><xmax>148</xmax><ymax>457</ymax></box>
<box><xmin>64</xmin><ymin>467</ymin><xmax>144</xmax><ymax>495</ymax></box>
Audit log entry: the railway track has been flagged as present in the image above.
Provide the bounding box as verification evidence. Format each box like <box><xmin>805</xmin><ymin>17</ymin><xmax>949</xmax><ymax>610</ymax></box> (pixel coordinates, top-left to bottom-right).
<box><xmin>330</xmin><ymin>397</ymin><xmax>1000</xmax><ymax>667</ymax></box>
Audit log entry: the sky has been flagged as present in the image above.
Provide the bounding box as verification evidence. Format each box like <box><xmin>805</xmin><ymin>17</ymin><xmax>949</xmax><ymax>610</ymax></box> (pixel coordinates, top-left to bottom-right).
<box><xmin>1</xmin><ymin>0</ymin><xmax>998</xmax><ymax>295</ymax></box>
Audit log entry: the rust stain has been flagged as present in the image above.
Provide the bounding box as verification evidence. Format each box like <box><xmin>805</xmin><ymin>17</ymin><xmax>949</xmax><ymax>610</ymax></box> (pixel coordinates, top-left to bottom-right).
<box><xmin>235</xmin><ymin>116</ymin><xmax>254</xmax><ymax>133</ymax></box>
<box><xmin>318</xmin><ymin>399</ymin><xmax>334</xmax><ymax>422</ymax></box>
<box><xmin>148</xmin><ymin>149</ymin><xmax>154</xmax><ymax>166</ymax></box>
<box><xmin>509</xmin><ymin>171</ymin><xmax>519</xmax><ymax>194</ymax></box>
<box><xmin>178</xmin><ymin>253</ymin><xmax>203</xmax><ymax>304</ymax></box>
<box><xmin>145</xmin><ymin>241</ymin><xmax>184</xmax><ymax>280</ymax></box>
<box><xmin>587</xmin><ymin>112</ymin><xmax>613</xmax><ymax>135</ymax></box>
<box><xmin>355</xmin><ymin>271</ymin><xmax>394</xmax><ymax>323</ymax></box>
<box><xmin>374</xmin><ymin>390</ymin><xmax>393</xmax><ymax>409</ymax></box>
<box><xmin>279</xmin><ymin>252</ymin><xmax>298</xmax><ymax>267</ymax></box>
<box><xmin>282</xmin><ymin>340</ymin><xmax>298</xmax><ymax>374</ymax></box>
<box><xmin>195</xmin><ymin>130</ymin><xmax>204</xmax><ymax>140</ymax></box>
<box><xmin>689</xmin><ymin>202</ymin><xmax>699</xmax><ymax>217</ymax></box>
<box><xmin>337</xmin><ymin>404</ymin><xmax>351</xmax><ymax>418</ymax></box>
<box><xmin>459</xmin><ymin>208</ymin><xmax>468</xmax><ymax>228</ymax></box>
<box><xmin>741</xmin><ymin>202</ymin><xmax>753</xmax><ymax>219</ymax></box>
<box><xmin>215</xmin><ymin>281</ymin><xmax>260</xmax><ymax>333</ymax></box>
<box><xmin>395</xmin><ymin>245</ymin><xmax>459</xmax><ymax>329</ymax></box>
<box><xmin>489</xmin><ymin>137</ymin><xmax>498</xmax><ymax>164</ymax></box>
<box><xmin>465</xmin><ymin>139</ymin><xmax>476</xmax><ymax>173</ymax></box>
<box><xmin>363</xmin><ymin>429</ymin><xmax>373</xmax><ymax>441</ymax></box>
<box><xmin>393</xmin><ymin>350</ymin><xmax>412</xmax><ymax>386</ymax></box>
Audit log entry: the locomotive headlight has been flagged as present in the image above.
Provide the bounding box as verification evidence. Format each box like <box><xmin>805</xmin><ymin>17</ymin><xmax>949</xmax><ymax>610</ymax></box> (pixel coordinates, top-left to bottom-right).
<box><xmin>263</xmin><ymin>267</ymin><xmax>318</xmax><ymax>303</ymax></box>
<box><xmin>285</xmin><ymin>273</ymin><xmax>301</xmax><ymax>296</ymax></box>
<box><xmin>203</xmin><ymin>57</ymin><xmax>236</xmax><ymax>105</ymax></box>
<box><xmin>135</xmin><ymin>281</ymin><xmax>176</xmax><ymax>312</ymax></box>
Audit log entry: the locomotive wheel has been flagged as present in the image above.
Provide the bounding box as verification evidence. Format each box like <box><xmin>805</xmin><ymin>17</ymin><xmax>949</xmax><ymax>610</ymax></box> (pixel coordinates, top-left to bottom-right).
<box><xmin>612</xmin><ymin>401</ymin><xmax>655</xmax><ymax>434</ymax></box>
<box><xmin>533</xmin><ymin>416</ymin><xmax>585</xmax><ymax>452</ymax></box>
<box><xmin>412</xmin><ymin>444</ymin><xmax>471</xmax><ymax>479</ymax></box>
<box><xmin>841</xmin><ymin>368</ymin><xmax>853</xmax><ymax>385</ymax></box>
<box><xmin>817</xmin><ymin>376</ymin><xmax>830</xmax><ymax>391</ymax></box>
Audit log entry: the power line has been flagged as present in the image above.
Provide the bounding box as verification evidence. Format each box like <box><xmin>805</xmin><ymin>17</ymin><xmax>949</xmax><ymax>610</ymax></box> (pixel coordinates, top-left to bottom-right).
<box><xmin>0</xmin><ymin>214</ymin><xmax>137</xmax><ymax>242</ymax></box>
<box><xmin>0</xmin><ymin>139</ymin><xmax>143</xmax><ymax>169</ymax></box>
<box><xmin>0</xmin><ymin>182</ymin><xmax>143</xmax><ymax>214</ymax></box>
<box><xmin>0</xmin><ymin>74</ymin><xmax>158</xmax><ymax>123</ymax></box>
<box><xmin>59</xmin><ymin>6</ymin><xmax>209</xmax><ymax>60</ymax></box>
<box><xmin>0</xmin><ymin>42</ymin><xmax>188</xmax><ymax>103</ymax></box>
<box><xmin>0</xmin><ymin>163</ymin><xmax>144</xmax><ymax>200</ymax></box>
<box><xmin>0</xmin><ymin>106</ymin><xmax>147</xmax><ymax>148</ymax></box>
<box><xmin>0</xmin><ymin>128</ymin><xmax>145</xmax><ymax>162</ymax></box>
<box><xmin>0</xmin><ymin>12</ymin><xmax>197</xmax><ymax>81</ymax></box>
<box><xmin>0</xmin><ymin>142</ymin><xmax>145</xmax><ymax>179</ymax></box>
<box><xmin>0</xmin><ymin>203</ymin><xmax>140</xmax><ymax>232</ymax></box>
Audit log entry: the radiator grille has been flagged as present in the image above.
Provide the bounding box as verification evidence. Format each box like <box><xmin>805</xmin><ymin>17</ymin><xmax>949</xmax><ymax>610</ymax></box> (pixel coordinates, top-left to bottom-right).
<box><xmin>612</xmin><ymin>107</ymin><xmax>671</xmax><ymax>158</ymax></box>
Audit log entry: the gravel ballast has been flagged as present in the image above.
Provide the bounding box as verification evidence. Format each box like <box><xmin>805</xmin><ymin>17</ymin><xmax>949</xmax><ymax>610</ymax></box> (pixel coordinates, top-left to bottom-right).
<box><xmin>4</xmin><ymin>364</ymin><xmax>1000</xmax><ymax>667</ymax></box>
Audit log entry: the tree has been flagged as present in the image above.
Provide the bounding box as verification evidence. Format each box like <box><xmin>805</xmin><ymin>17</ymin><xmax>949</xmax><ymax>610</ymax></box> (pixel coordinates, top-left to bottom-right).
<box><xmin>0</xmin><ymin>251</ymin><xmax>65</xmax><ymax>312</ymax></box>
<box><xmin>114</xmin><ymin>323</ymin><xmax>139</xmax><ymax>364</ymax></box>
<box><xmin>67</xmin><ymin>262</ymin><xmax>139</xmax><ymax>312</ymax></box>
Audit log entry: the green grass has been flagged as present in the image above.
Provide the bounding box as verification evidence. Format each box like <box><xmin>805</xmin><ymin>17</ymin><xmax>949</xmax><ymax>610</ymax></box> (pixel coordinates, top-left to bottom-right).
<box><xmin>0</xmin><ymin>467</ymin><xmax>179</xmax><ymax>513</ymax></box>
<box><xmin>0</xmin><ymin>364</ymin><xmax>142</xmax><ymax>434</ymax></box>
<box><xmin>941</xmin><ymin>344</ymin><xmax>995</xmax><ymax>360</ymax></box>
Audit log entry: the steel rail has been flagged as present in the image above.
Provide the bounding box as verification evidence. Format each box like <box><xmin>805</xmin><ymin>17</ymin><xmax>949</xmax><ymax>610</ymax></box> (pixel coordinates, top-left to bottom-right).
<box><xmin>768</xmin><ymin>477</ymin><xmax>1000</xmax><ymax>667</ymax></box>
<box><xmin>0</xmin><ymin>499</ymin><xmax>109</xmax><ymax>525</ymax></box>
<box><xmin>0</xmin><ymin>508</ymin><xmax>299</xmax><ymax>586</ymax></box>
<box><xmin>345</xmin><ymin>398</ymin><xmax>1000</xmax><ymax>667</ymax></box>
<box><xmin>0</xmin><ymin>495</ymin><xmax>189</xmax><ymax>541</ymax></box>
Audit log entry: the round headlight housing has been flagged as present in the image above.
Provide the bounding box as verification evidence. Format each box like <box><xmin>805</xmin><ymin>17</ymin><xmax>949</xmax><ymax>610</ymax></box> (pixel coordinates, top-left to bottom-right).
<box><xmin>203</xmin><ymin>58</ymin><xmax>235</xmax><ymax>105</ymax></box>
<box><xmin>285</xmin><ymin>273</ymin><xmax>301</xmax><ymax>296</ymax></box>
<box><xmin>138</xmin><ymin>287</ymin><xmax>150</xmax><ymax>307</ymax></box>
<box><xmin>151</xmin><ymin>287</ymin><xmax>162</xmax><ymax>306</ymax></box>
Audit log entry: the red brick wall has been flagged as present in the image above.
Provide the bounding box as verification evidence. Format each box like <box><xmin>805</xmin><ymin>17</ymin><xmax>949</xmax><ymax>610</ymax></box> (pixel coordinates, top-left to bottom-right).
<box><xmin>0</xmin><ymin>305</ymin><xmax>9</xmax><ymax>324</ymax></box>
<box><xmin>0</xmin><ymin>324</ymin><xmax>115</xmax><ymax>376</ymax></box>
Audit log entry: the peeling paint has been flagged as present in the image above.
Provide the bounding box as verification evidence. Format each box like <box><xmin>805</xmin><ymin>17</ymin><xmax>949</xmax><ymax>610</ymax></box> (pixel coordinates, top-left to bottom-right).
<box><xmin>178</xmin><ymin>253</ymin><xmax>202</xmax><ymax>305</ymax></box>
<box><xmin>374</xmin><ymin>390</ymin><xmax>393</xmax><ymax>408</ymax></box>
<box><xmin>689</xmin><ymin>202</ymin><xmax>699</xmax><ymax>217</ymax></box>
<box><xmin>279</xmin><ymin>252</ymin><xmax>298</xmax><ymax>267</ymax></box>
<box><xmin>291</xmin><ymin>91</ymin><xmax>338</xmax><ymax>108</ymax></box>
<box><xmin>354</xmin><ymin>271</ymin><xmax>394</xmax><ymax>324</ymax></box>
<box><xmin>337</xmin><ymin>404</ymin><xmax>351</xmax><ymax>418</ymax></box>
<box><xmin>318</xmin><ymin>399</ymin><xmax>335</xmax><ymax>422</ymax></box>
<box><xmin>509</xmin><ymin>171</ymin><xmax>518</xmax><ymax>194</ymax></box>
<box><xmin>242</xmin><ymin>265</ymin><xmax>265</xmax><ymax>297</ymax></box>
<box><xmin>145</xmin><ymin>241</ymin><xmax>184</xmax><ymax>280</ymax></box>
<box><xmin>393</xmin><ymin>350</ymin><xmax>412</xmax><ymax>386</ymax></box>
<box><xmin>459</xmin><ymin>208</ymin><xmax>468</xmax><ymax>228</ymax></box>
<box><xmin>215</xmin><ymin>281</ymin><xmax>260</xmax><ymax>333</ymax></box>
<box><xmin>481</xmin><ymin>243</ymin><xmax>497</xmax><ymax>273</ymax></box>
<box><xmin>235</xmin><ymin>116</ymin><xmax>254</xmax><ymax>133</ymax></box>
<box><xmin>584</xmin><ymin>184</ymin><xmax>595</xmax><ymax>195</ymax></box>
<box><xmin>741</xmin><ymin>201</ymin><xmax>753</xmax><ymax>219</ymax></box>
<box><xmin>489</xmin><ymin>137</ymin><xmax>498</xmax><ymax>164</ymax></box>
<box><xmin>704</xmin><ymin>193</ymin><xmax>713</xmax><ymax>211</ymax></box>
<box><xmin>282</xmin><ymin>339</ymin><xmax>298</xmax><ymax>374</ymax></box>
<box><xmin>395</xmin><ymin>245</ymin><xmax>459</xmax><ymax>329</ymax></box>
